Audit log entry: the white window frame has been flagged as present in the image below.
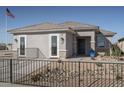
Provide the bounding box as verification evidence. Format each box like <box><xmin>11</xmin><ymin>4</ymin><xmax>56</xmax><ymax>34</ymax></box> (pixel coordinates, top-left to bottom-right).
<box><xmin>49</xmin><ymin>34</ymin><xmax>59</xmax><ymax>58</ymax></box>
<box><xmin>19</xmin><ymin>35</ymin><xmax>27</xmax><ymax>57</ymax></box>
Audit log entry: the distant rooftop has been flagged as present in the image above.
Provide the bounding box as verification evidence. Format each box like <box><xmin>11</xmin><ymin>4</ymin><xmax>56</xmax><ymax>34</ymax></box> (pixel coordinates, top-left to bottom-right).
<box><xmin>118</xmin><ymin>37</ymin><xmax>124</xmax><ymax>42</ymax></box>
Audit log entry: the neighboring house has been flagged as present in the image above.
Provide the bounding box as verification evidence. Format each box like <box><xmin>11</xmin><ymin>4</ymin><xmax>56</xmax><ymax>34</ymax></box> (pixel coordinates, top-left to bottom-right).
<box><xmin>0</xmin><ymin>43</ymin><xmax>16</xmax><ymax>58</ymax></box>
<box><xmin>7</xmin><ymin>43</ymin><xmax>13</xmax><ymax>50</ymax></box>
<box><xmin>0</xmin><ymin>43</ymin><xmax>12</xmax><ymax>50</ymax></box>
<box><xmin>0</xmin><ymin>43</ymin><xmax>6</xmax><ymax>50</ymax></box>
<box><xmin>8</xmin><ymin>21</ymin><xmax>116</xmax><ymax>59</ymax></box>
<box><xmin>117</xmin><ymin>37</ymin><xmax>124</xmax><ymax>52</ymax></box>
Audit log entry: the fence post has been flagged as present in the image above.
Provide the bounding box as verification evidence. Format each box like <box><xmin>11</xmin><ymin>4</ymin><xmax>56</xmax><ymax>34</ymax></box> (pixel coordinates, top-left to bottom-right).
<box><xmin>10</xmin><ymin>59</ymin><xmax>13</xmax><ymax>83</ymax></box>
<box><xmin>78</xmin><ymin>61</ymin><xmax>81</xmax><ymax>87</ymax></box>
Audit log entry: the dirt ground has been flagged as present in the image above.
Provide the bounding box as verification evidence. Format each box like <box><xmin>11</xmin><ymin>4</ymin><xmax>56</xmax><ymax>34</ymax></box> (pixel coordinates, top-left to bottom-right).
<box><xmin>15</xmin><ymin>60</ymin><xmax>124</xmax><ymax>87</ymax></box>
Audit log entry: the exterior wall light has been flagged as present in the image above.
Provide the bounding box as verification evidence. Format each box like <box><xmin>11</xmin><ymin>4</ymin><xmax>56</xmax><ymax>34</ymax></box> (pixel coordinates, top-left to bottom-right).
<box><xmin>60</xmin><ymin>37</ymin><xmax>64</xmax><ymax>44</ymax></box>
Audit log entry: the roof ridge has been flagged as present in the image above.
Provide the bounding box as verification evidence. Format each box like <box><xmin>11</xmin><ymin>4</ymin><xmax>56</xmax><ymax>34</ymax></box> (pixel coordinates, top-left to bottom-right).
<box><xmin>59</xmin><ymin>21</ymin><xmax>97</xmax><ymax>27</ymax></box>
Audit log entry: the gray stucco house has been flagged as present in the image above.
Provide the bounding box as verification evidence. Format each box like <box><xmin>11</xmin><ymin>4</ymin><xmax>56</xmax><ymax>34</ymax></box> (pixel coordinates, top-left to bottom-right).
<box><xmin>8</xmin><ymin>21</ymin><xmax>116</xmax><ymax>59</ymax></box>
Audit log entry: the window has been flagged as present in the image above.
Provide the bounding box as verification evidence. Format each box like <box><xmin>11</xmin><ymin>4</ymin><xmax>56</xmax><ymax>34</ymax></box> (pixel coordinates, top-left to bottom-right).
<box><xmin>49</xmin><ymin>34</ymin><xmax>59</xmax><ymax>57</ymax></box>
<box><xmin>51</xmin><ymin>36</ymin><xmax>57</xmax><ymax>56</ymax></box>
<box><xmin>97</xmin><ymin>34</ymin><xmax>105</xmax><ymax>47</ymax></box>
<box><xmin>19</xmin><ymin>36</ymin><xmax>26</xmax><ymax>56</ymax></box>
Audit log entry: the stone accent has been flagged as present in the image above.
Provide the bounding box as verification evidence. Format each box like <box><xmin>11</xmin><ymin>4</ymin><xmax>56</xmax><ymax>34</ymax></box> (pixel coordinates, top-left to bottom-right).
<box><xmin>90</xmin><ymin>31</ymin><xmax>96</xmax><ymax>51</ymax></box>
<box><xmin>73</xmin><ymin>35</ymin><xmax>77</xmax><ymax>56</ymax></box>
<box><xmin>90</xmin><ymin>41</ymin><xmax>96</xmax><ymax>50</ymax></box>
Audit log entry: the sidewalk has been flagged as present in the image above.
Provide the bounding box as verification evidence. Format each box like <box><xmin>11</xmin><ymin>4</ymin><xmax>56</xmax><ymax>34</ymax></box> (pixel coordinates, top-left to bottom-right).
<box><xmin>0</xmin><ymin>82</ymin><xmax>32</xmax><ymax>87</ymax></box>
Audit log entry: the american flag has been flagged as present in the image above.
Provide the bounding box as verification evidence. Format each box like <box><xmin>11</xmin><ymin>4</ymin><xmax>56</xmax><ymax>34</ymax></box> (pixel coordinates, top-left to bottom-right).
<box><xmin>6</xmin><ymin>8</ymin><xmax>15</xmax><ymax>18</ymax></box>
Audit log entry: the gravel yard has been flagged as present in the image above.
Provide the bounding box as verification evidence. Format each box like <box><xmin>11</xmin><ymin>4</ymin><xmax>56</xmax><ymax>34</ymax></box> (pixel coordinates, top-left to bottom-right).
<box><xmin>17</xmin><ymin>60</ymin><xmax>124</xmax><ymax>87</ymax></box>
<box><xmin>0</xmin><ymin>58</ymin><xmax>124</xmax><ymax>87</ymax></box>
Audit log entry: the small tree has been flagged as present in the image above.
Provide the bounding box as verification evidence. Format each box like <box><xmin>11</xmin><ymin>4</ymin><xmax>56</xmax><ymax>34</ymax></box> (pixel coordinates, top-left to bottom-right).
<box><xmin>111</xmin><ymin>44</ymin><xmax>123</xmax><ymax>60</ymax></box>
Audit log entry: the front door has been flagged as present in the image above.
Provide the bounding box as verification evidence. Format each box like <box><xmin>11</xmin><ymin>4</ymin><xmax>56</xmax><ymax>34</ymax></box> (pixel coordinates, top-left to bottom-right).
<box><xmin>49</xmin><ymin>34</ymin><xmax>59</xmax><ymax>58</ymax></box>
<box><xmin>77</xmin><ymin>39</ymin><xmax>85</xmax><ymax>55</ymax></box>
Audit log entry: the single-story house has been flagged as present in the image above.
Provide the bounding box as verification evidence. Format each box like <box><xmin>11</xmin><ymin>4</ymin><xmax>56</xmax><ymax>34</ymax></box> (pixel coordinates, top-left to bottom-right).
<box><xmin>8</xmin><ymin>21</ymin><xmax>116</xmax><ymax>59</ymax></box>
<box><xmin>117</xmin><ymin>37</ymin><xmax>124</xmax><ymax>52</ymax></box>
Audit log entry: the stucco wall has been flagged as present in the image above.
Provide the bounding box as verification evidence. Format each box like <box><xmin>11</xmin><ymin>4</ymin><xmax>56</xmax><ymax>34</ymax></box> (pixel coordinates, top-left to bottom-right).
<box><xmin>12</xmin><ymin>33</ymin><xmax>49</xmax><ymax>58</ymax></box>
<box><xmin>12</xmin><ymin>35</ymin><xmax>19</xmax><ymax>51</ymax></box>
<box><xmin>77</xmin><ymin>31</ymin><xmax>95</xmax><ymax>39</ymax></box>
<box><xmin>12</xmin><ymin>32</ymin><xmax>67</xmax><ymax>59</ymax></box>
<box><xmin>12</xmin><ymin>30</ymin><xmax>113</xmax><ymax>58</ymax></box>
<box><xmin>59</xmin><ymin>33</ymin><xmax>67</xmax><ymax>58</ymax></box>
<box><xmin>27</xmin><ymin>33</ymin><xmax>49</xmax><ymax>58</ymax></box>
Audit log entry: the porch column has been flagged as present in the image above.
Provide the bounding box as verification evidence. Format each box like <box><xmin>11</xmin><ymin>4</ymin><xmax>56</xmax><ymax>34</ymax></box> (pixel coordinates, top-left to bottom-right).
<box><xmin>90</xmin><ymin>32</ymin><xmax>96</xmax><ymax>51</ymax></box>
<box><xmin>73</xmin><ymin>35</ymin><xmax>77</xmax><ymax>56</ymax></box>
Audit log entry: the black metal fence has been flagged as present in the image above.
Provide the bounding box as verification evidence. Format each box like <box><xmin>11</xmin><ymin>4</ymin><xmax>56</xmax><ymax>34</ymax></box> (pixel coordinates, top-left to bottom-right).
<box><xmin>0</xmin><ymin>59</ymin><xmax>124</xmax><ymax>87</ymax></box>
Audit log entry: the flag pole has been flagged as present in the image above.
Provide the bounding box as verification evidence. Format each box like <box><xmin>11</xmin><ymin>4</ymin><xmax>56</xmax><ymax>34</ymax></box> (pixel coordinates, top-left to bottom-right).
<box><xmin>5</xmin><ymin>11</ymin><xmax>8</xmax><ymax>50</ymax></box>
<box><xmin>5</xmin><ymin>8</ymin><xmax>15</xmax><ymax>50</ymax></box>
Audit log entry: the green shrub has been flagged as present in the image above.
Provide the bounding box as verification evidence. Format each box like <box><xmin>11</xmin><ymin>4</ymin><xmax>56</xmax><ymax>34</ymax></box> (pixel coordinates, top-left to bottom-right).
<box><xmin>105</xmin><ymin>50</ymin><xmax>110</xmax><ymax>56</ymax></box>
<box><xmin>111</xmin><ymin>44</ymin><xmax>122</xmax><ymax>57</ymax></box>
<box><xmin>105</xmin><ymin>44</ymin><xmax>124</xmax><ymax>57</ymax></box>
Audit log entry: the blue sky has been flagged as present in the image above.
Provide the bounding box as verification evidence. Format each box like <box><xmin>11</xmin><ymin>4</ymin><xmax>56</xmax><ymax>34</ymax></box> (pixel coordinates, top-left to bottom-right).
<box><xmin>0</xmin><ymin>6</ymin><xmax>124</xmax><ymax>43</ymax></box>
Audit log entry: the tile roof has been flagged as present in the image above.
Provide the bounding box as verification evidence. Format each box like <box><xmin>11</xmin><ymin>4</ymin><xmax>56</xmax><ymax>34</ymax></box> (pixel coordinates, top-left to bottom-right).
<box><xmin>8</xmin><ymin>21</ymin><xmax>116</xmax><ymax>36</ymax></box>
<box><xmin>100</xmin><ymin>29</ymin><xmax>117</xmax><ymax>36</ymax></box>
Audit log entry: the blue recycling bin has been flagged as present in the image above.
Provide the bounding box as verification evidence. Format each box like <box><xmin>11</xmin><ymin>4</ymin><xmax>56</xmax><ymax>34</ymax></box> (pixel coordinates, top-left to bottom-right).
<box><xmin>89</xmin><ymin>49</ymin><xmax>96</xmax><ymax>59</ymax></box>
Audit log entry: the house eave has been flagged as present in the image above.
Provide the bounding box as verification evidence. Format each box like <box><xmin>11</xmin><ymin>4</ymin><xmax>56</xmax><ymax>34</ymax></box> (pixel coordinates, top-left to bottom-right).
<box><xmin>8</xmin><ymin>27</ymin><xmax>100</xmax><ymax>34</ymax></box>
<box><xmin>8</xmin><ymin>29</ymin><xmax>69</xmax><ymax>34</ymax></box>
